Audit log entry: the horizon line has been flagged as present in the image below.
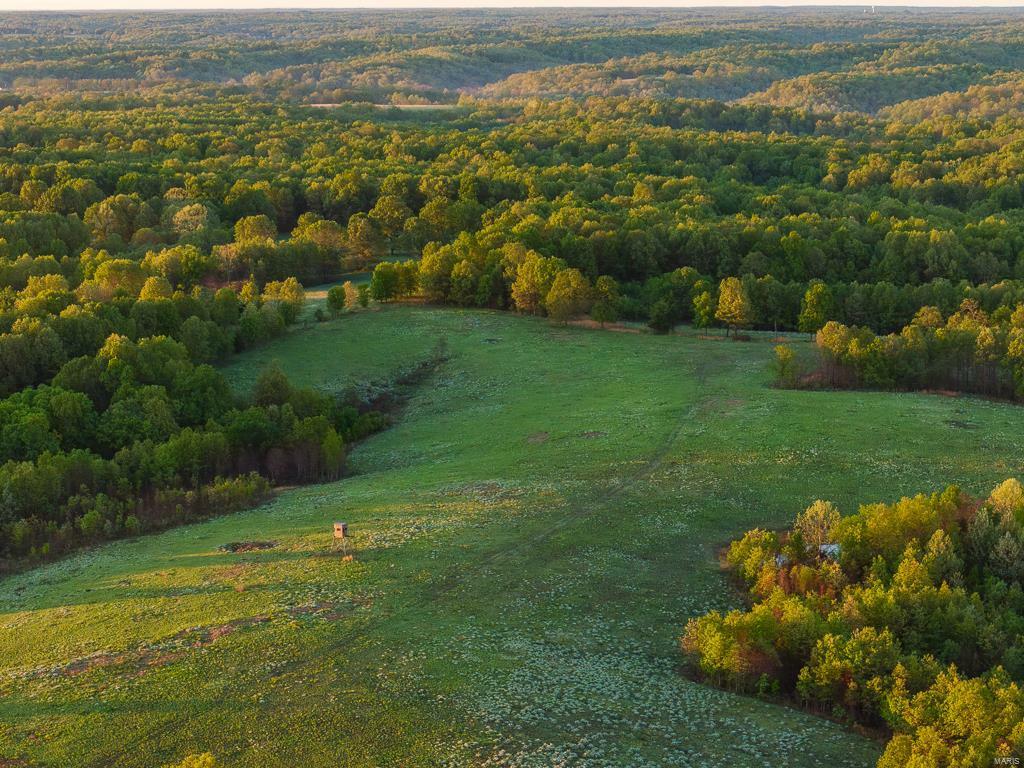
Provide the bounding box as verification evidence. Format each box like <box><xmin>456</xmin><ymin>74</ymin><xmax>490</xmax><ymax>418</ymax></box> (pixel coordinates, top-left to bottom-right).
<box><xmin>5</xmin><ymin>2</ymin><xmax>1024</xmax><ymax>10</ymax></box>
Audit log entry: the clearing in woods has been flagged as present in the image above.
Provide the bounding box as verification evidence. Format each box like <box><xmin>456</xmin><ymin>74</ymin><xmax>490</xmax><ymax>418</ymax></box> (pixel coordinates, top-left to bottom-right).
<box><xmin>3</xmin><ymin>305</ymin><xmax>1023</xmax><ymax>767</ymax></box>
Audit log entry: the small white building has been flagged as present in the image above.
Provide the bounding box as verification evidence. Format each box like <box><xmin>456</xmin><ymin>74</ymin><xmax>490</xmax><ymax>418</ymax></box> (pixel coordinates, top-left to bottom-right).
<box><xmin>819</xmin><ymin>543</ymin><xmax>840</xmax><ymax>560</ymax></box>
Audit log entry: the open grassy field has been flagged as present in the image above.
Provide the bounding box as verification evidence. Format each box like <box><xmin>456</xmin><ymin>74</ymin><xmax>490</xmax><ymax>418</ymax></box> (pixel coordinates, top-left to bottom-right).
<box><xmin>3</xmin><ymin>306</ymin><xmax>1023</xmax><ymax>767</ymax></box>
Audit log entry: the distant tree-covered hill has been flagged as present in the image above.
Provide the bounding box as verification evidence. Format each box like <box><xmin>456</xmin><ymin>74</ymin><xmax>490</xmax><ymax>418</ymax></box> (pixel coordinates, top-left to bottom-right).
<box><xmin>1</xmin><ymin>9</ymin><xmax>1024</xmax><ymax>112</ymax></box>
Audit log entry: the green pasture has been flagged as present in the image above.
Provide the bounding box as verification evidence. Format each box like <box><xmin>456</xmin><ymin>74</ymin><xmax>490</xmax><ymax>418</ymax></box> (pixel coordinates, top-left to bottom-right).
<box><xmin>3</xmin><ymin>306</ymin><xmax>1022</xmax><ymax>767</ymax></box>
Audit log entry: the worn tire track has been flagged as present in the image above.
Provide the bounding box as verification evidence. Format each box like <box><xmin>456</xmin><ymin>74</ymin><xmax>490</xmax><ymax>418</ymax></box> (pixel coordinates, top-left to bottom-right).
<box><xmin>86</xmin><ymin>349</ymin><xmax>725</xmax><ymax>768</ymax></box>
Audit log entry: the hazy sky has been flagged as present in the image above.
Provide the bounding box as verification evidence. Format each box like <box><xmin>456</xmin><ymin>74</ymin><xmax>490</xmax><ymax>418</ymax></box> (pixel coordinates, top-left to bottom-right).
<box><xmin>2</xmin><ymin>0</ymin><xmax>1023</xmax><ymax>9</ymax></box>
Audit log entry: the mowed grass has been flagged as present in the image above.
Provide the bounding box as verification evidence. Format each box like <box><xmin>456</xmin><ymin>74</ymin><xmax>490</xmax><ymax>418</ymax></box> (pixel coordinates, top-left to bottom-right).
<box><xmin>3</xmin><ymin>306</ymin><xmax>1023</xmax><ymax>767</ymax></box>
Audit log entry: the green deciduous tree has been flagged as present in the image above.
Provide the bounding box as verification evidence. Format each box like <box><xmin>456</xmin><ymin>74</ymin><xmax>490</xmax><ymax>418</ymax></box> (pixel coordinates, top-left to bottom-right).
<box><xmin>261</xmin><ymin>277</ymin><xmax>305</xmax><ymax>325</ymax></box>
<box><xmin>591</xmin><ymin>275</ymin><xmax>620</xmax><ymax>327</ymax></box>
<box><xmin>799</xmin><ymin>281</ymin><xmax>834</xmax><ymax>335</ymax></box>
<box><xmin>693</xmin><ymin>291</ymin><xmax>715</xmax><ymax>334</ymax></box>
<box><xmin>511</xmin><ymin>251</ymin><xmax>566</xmax><ymax>315</ymax></box>
<box><xmin>544</xmin><ymin>268</ymin><xmax>592</xmax><ymax>323</ymax></box>
<box><xmin>326</xmin><ymin>285</ymin><xmax>346</xmax><ymax>317</ymax></box>
<box><xmin>771</xmin><ymin>344</ymin><xmax>798</xmax><ymax>387</ymax></box>
<box><xmin>370</xmin><ymin>262</ymin><xmax>401</xmax><ymax>302</ymax></box>
<box><xmin>253</xmin><ymin>363</ymin><xmax>291</xmax><ymax>407</ymax></box>
<box><xmin>345</xmin><ymin>213</ymin><xmax>383</xmax><ymax>269</ymax></box>
<box><xmin>715</xmin><ymin>277</ymin><xmax>752</xmax><ymax>336</ymax></box>
<box><xmin>235</xmin><ymin>214</ymin><xmax>277</xmax><ymax>244</ymax></box>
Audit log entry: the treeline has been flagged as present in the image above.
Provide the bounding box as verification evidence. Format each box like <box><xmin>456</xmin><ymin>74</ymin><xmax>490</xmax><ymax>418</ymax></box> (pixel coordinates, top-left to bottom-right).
<box><xmin>683</xmin><ymin>481</ymin><xmax>1024</xmax><ymax>767</ymax></box>
<box><xmin>640</xmin><ymin>271</ymin><xmax>1024</xmax><ymax>335</ymax></box>
<box><xmin>783</xmin><ymin>299</ymin><xmax>1024</xmax><ymax>400</ymax></box>
<box><xmin>0</xmin><ymin>343</ymin><xmax>388</xmax><ymax>565</ymax></box>
<box><xmin>0</xmin><ymin>267</ymin><xmax>399</xmax><ymax>566</ymax></box>
<box><xmin>0</xmin><ymin>267</ymin><xmax>308</xmax><ymax>396</ymax></box>
<box><xmin>407</xmin><ymin>236</ymin><xmax>1024</xmax><ymax>336</ymax></box>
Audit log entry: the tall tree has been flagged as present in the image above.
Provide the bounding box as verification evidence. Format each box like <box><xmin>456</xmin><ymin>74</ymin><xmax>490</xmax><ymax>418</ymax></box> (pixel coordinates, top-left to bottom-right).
<box><xmin>799</xmin><ymin>281</ymin><xmax>834</xmax><ymax>335</ymax></box>
<box><xmin>715</xmin><ymin>277</ymin><xmax>752</xmax><ymax>336</ymax></box>
<box><xmin>545</xmin><ymin>268</ymin><xmax>592</xmax><ymax>323</ymax></box>
<box><xmin>693</xmin><ymin>291</ymin><xmax>715</xmax><ymax>334</ymax></box>
<box><xmin>591</xmin><ymin>275</ymin><xmax>621</xmax><ymax>327</ymax></box>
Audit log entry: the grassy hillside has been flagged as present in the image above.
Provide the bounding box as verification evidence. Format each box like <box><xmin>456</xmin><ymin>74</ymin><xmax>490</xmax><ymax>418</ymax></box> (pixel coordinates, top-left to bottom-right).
<box><xmin>3</xmin><ymin>306</ymin><xmax>1024</xmax><ymax>767</ymax></box>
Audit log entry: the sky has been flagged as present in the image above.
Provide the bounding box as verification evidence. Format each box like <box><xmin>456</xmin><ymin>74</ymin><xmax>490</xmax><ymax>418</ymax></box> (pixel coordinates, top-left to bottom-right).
<box><xmin>1</xmin><ymin>0</ymin><xmax>1023</xmax><ymax>8</ymax></box>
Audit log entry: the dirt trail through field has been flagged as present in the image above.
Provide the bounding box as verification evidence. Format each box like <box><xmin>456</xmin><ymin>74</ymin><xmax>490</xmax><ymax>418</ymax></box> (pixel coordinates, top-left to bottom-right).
<box><xmin>86</xmin><ymin>347</ymin><xmax>732</xmax><ymax>768</ymax></box>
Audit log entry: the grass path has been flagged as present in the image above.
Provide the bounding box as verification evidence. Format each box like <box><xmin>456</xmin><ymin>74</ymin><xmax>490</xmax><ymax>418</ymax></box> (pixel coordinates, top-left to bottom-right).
<box><xmin>3</xmin><ymin>306</ymin><xmax>1023</xmax><ymax>767</ymax></box>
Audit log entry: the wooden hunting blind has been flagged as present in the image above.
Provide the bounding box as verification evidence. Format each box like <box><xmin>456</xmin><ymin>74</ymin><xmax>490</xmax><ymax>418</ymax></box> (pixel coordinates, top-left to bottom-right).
<box><xmin>333</xmin><ymin>522</ymin><xmax>348</xmax><ymax>539</ymax></box>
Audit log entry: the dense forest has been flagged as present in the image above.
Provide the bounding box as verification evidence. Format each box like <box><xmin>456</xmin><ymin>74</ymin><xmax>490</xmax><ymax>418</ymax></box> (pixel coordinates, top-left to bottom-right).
<box><xmin>2</xmin><ymin>12</ymin><xmax>1024</xmax><ymax>763</ymax></box>
<box><xmin>4</xmin><ymin>10</ymin><xmax>1024</xmax><ymax>548</ymax></box>
<box><xmin>772</xmin><ymin>298</ymin><xmax>1024</xmax><ymax>400</ymax></box>
<box><xmin>683</xmin><ymin>481</ymin><xmax>1024</xmax><ymax>766</ymax></box>
<box><xmin>5</xmin><ymin>11</ymin><xmax>1024</xmax><ymax>541</ymax></box>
